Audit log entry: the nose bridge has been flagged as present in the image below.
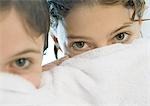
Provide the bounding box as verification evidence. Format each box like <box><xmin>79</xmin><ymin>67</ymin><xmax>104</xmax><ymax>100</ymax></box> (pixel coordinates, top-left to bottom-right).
<box><xmin>96</xmin><ymin>39</ymin><xmax>109</xmax><ymax>48</ymax></box>
<box><xmin>0</xmin><ymin>57</ymin><xmax>3</xmax><ymax>71</ymax></box>
<box><xmin>0</xmin><ymin>64</ymin><xmax>10</xmax><ymax>73</ymax></box>
<box><xmin>0</xmin><ymin>52</ymin><xmax>6</xmax><ymax>71</ymax></box>
<box><xmin>0</xmin><ymin>58</ymin><xmax>8</xmax><ymax>72</ymax></box>
<box><xmin>0</xmin><ymin>64</ymin><xmax>4</xmax><ymax>72</ymax></box>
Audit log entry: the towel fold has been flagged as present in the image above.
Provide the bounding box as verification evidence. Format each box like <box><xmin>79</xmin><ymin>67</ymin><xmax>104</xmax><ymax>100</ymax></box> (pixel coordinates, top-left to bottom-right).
<box><xmin>0</xmin><ymin>38</ymin><xmax>150</xmax><ymax>106</ymax></box>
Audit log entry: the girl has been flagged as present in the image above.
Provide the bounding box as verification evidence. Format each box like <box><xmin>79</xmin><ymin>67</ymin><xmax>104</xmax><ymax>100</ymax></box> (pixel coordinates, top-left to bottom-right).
<box><xmin>48</xmin><ymin>0</ymin><xmax>146</xmax><ymax>57</ymax></box>
<box><xmin>0</xmin><ymin>0</ymin><xmax>50</xmax><ymax>88</ymax></box>
<box><xmin>42</xmin><ymin>0</ymin><xmax>149</xmax><ymax>70</ymax></box>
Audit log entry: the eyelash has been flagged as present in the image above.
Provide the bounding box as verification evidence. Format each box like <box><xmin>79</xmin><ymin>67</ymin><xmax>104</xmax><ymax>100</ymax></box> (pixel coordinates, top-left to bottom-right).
<box><xmin>72</xmin><ymin>41</ymin><xmax>87</xmax><ymax>50</ymax></box>
<box><xmin>9</xmin><ymin>57</ymin><xmax>33</xmax><ymax>71</ymax></box>
<box><xmin>70</xmin><ymin>41</ymin><xmax>94</xmax><ymax>51</ymax></box>
<box><xmin>113</xmin><ymin>32</ymin><xmax>131</xmax><ymax>43</ymax></box>
<box><xmin>68</xmin><ymin>31</ymin><xmax>132</xmax><ymax>53</ymax></box>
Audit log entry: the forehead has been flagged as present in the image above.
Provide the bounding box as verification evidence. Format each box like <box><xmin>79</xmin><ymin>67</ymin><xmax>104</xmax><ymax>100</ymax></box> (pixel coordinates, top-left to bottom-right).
<box><xmin>0</xmin><ymin>9</ymin><xmax>40</xmax><ymax>60</ymax></box>
<box><xmin>65</xmin><ymin>5</ymin><xmax>132</xmax><ymax>36</ymax></box>
<box><xmin>0</xmin><ymin>8</ymin><xmax>40</xmax><ymax>37</ymax></box>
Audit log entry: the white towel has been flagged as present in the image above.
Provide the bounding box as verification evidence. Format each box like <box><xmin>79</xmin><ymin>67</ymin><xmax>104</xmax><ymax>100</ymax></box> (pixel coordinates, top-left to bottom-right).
<box><xmin>0</xmin><ymin>69</ymin><xmax>91</xmax><ymax>105</ymax></box>
<box><xmin>0</xmin><ymin>38</ymin><xmax>150</xmax><ymax>106</ymax></box>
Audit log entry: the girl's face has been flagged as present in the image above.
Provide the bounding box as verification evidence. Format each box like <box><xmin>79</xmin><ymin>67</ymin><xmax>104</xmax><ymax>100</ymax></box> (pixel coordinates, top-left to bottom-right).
<box><xmin>65</xmin><ymin>5</ymin><xmax>141</xmax><ymax>57</ymax></box>
<box><xmin>0</xmin><ymin>9</ymin><xmax>44</xmax><ymax>88</ymax></box>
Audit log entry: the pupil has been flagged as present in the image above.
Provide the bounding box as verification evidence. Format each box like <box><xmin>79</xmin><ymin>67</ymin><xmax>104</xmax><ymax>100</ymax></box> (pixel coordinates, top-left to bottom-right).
<box><xmin>76</xmin><ymin>42</ymin><xmax>84</xmax><ymax>48</ymax></box>
<box><xmin>16</xmin><ymin>58</ymin><xmax>26</xmax><ymax>67</ymax></box>
<box><xmin>117</xmin><ymin>33</ymin><xmax>124</xmax><ymax>40</ymax></box>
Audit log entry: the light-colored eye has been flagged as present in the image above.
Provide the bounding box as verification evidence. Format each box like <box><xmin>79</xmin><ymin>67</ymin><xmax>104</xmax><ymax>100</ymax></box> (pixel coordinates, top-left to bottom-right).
<box><xmin>114</xmin><ymin>32</ymin><xmax>129</xmax><ymax>43</ymax></box>
<box><xmin>72</xmin><ymin>41</ymin><xmax>88</xmax><ymax>50</ymax></box>
<box><xmin>67</xmin><ymin>39</ymin><xmax>96</xmax><ymax>56</ymax></box>
<box><xmin>11</xmin><ymin>58</ymin><xmax>31</xmax><ymax>69</ymax></box>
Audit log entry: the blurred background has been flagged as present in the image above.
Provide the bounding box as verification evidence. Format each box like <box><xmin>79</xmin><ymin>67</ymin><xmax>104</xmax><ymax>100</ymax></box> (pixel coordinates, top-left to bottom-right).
<box><xmin>42</xmin><ymin>0</ymin><xmax>150</xmax><ymax>65</ymax></box>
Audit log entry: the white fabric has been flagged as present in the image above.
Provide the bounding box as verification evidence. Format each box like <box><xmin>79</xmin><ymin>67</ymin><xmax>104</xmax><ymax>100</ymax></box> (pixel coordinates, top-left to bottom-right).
<box><xmin>0</xmin><ymin>72</ymin><xmax>90</xmax><ymax>106</ymax></box>
<box><xmin>0</xmin><ymin>38</ymin><xmax>150</xmax><ymax>106</ymax></box>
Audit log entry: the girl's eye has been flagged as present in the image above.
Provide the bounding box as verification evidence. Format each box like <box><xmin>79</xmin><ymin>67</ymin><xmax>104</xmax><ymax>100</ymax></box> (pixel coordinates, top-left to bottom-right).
<box><xmin>72</xmin><ymin>41</ymin><xmax>87</xmax><ymax>50</ymax></box>
<box><xmin>11</xmin><ymin>58</ymin><xmax>31</xmax><ymax>69</ymax></box>
<box><xmin>114</xmin><ymin>32</ymin><xmax>129</xmax><ymax>43</ymax></box>
<box><xmin>67</xmin><ymin>40</ymin><xmax>96</xmax><ymax>56</ymax></box>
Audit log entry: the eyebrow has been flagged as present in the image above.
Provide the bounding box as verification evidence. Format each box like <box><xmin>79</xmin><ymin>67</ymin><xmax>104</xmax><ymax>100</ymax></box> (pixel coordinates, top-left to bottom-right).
<box><xmin>3</xmin><ymin>49</ymin><xmax>41</xmax><ymax>64</ymax></box>
<box><xmin>67</xmin><ymin>22</ymin><xmax>133</xmax><ymax>40</ymax></box>
<box><xmin>67</xmin><ymin>34</ymin><xmax>93</xmax><ymax>41</ymax></box>
<box><xmin>12</xmin><ymin>49</ymin><xmax>41</xmax><ymax>58</ymax></box>
<box><xmin>109</xmin><ymin>22</ymin><xmax>133</xmax><ymax>36</ymax></box>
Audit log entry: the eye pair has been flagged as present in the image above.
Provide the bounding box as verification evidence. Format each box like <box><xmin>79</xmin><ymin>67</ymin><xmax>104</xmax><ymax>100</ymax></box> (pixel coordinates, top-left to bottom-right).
<box><xmin>71</xmin><ymin>32</ymin><xmax>129</xmax><ymax>50</ymax></box>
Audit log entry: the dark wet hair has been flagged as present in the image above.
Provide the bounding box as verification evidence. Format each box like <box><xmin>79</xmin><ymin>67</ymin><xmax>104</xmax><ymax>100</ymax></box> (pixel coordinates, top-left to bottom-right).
<box><xmin>0</xmin><ymin>0</ymin><xmax>50</xmax><ymax>51</ymax></box>
<box><xmin>48</xmin><ymin>0</ymin><xmax>145</xmax><ymax>23</ymax></box>
<box><xmin>48</xmin><ymin>0</ymin><xmax>146</xmax><ymax>58</ymax></box>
